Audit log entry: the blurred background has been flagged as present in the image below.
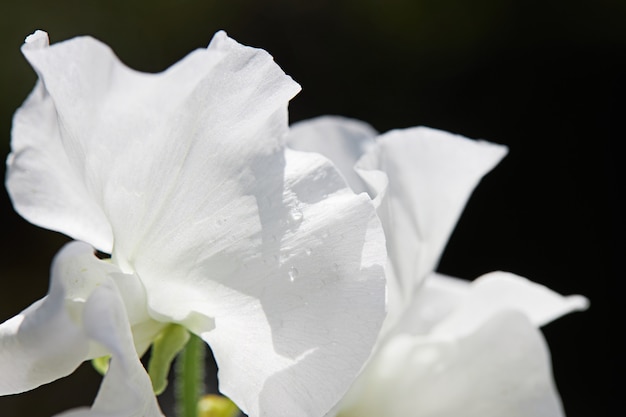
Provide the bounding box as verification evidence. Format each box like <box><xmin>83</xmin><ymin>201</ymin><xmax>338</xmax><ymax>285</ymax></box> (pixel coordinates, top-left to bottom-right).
<box><xmin>0</xmin><ymin>0</ymin><xmax>622</xmax><ymax>416</ymax></box>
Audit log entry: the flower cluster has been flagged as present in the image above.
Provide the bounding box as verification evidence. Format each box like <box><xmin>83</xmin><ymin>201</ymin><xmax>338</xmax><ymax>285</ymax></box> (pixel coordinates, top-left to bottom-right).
<box><xmin>0</xmin><ymin>31</ymin><xmax>586</xmax><ymax>417</ymax></box>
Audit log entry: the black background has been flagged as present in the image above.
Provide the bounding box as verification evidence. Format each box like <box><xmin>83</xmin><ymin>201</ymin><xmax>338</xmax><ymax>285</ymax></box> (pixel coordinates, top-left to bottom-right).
<box><xmin>0</xmin><ymin>1</ymin><xmax>623</xmax><ymax>416</ymax></box>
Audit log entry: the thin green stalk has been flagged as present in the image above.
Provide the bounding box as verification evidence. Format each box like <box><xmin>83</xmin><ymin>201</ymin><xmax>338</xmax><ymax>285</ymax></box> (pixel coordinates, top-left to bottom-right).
<box><xmin>176</xmin><ymin>333</ymin><xmax>205</xmax><ymax>417</ymax></box>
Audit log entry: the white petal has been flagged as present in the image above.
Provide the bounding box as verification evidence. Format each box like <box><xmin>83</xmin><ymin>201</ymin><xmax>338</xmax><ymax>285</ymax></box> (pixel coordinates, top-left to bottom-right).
<box><xmin>357</xmin><ymin>127</ymin><xmax>507</xmax><ymax>317</ymax></box>
<box><xmin>392</xmin><ymin>271</ymin><xmax>587</xmax><ymax>339</ymax></box>
<box><xmin>0</xmin><ymin>244</ymin><xmax>93</xmax><ymax>395</ymax></box>
<box><xmin>287</xmin><ymin>116</ymin><xmax>378</xmax><ymax>194</ymax></box>
<box><xmin>46</xmin><ymin>241</ymin><xmax>163</xmax><ymax>360</ymax></box>
<box><xmin>0</xmin><ymin>241</ymin><xmax>162</xmax><ymax>417</ymax></box>
<box><xmin>55</xmin><ymin>282</ymin><xmax>163</xmax><ymax>417</ymax></box>
<box><xmin>339</xmin><ymin>311</ymin><xmax>565</xmax><ymax>417</ymax></box>
<box><xmin>144</xmin><ymin>149</ymin><xmax>386</xmax><ymax>417</ymax></box>
<box><xmin>0</xmin><ymin>295</ymin><xmax>88</xmax><ymax>395</ymax></box>
<box><xmin>8</xmin><ymin>47</ymin><xmax>113</xmax><ymax>251</ymax></box>
<box><xmin>8</xmin><ymin>30</ymin><xmax>300</xmax><ymax>255</ymax></box>
<box><xmin>390</xmin><ymin>273</ymin><xmax>471</xmax><ymax>336</ymax></box>
<box><xmin>432</xmin><ymin>271</ymin><xmax>589</xmax><ymax>337</ymax></box>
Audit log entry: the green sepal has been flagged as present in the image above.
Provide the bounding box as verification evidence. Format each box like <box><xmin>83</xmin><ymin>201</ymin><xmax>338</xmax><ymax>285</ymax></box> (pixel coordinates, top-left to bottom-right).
<box><xmin>91</xmin><ymin>355</ymin><xmax>111</xmax><ymax>376</ymax></box>
<box><xmin>148</xmin><ymin>323</ymin><xmax>191</xmax><ymax>395</ymax></box>
<box><xmin>198</xmin><ymin>394</ymin><xmax>240</xmax><ymax>417</ymax></box>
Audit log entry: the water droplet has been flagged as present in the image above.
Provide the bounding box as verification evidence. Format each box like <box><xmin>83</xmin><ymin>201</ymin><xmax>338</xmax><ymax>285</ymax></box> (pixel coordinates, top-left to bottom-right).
<box><xmin>290</xmin><ymin>209</ymin><xmax>303</xmax><ymax>222</ymax></box>
<box><xmin>288</xmin><ymin>266</ymin><xmax>299</xmax><ymax>282</ymax></box>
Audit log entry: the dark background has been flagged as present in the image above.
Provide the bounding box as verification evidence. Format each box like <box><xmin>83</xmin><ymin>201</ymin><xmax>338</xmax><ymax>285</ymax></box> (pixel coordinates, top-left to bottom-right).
<box><xmin>0</xmin><ymin>1</ymin><xmax>622</xmax><ymax>416</ymax></box>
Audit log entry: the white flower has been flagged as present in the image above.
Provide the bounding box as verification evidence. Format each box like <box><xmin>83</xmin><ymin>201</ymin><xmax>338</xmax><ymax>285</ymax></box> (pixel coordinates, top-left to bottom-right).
<box><xmin>0</xmin><ymin>33</ymin><xmax>387</xmax><ymax>417</ymax></box>
<box><xmin>287</xmin><ymin>116</ymin><xmax>589</xmax><ymax>417</ymax></box>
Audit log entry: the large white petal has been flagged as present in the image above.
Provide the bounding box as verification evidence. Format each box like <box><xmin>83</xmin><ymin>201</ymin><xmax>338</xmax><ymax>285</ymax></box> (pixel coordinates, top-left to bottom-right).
<box><xmin>338</xmin><ymin>311</ymin><xmax>565</xmax><ymax>417</ymax></box>
<box><xmin>8</xmin><ymin>30</ymin><xmax>300</xmax><ymax>255</ymax></box>
<box><xmin>357</xmin><ymin>127</ymin><xmax>508</xmax><ymax>318</ymax></box>
<box><xmin>140</xmin><ymin>149</ymin><xmax>386</xmax><ymax>417</ymax></box>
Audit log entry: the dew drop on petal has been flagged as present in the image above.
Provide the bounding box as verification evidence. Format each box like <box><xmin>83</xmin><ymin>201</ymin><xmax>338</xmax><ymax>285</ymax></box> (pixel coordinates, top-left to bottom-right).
<box><xmin>290</xmin><ymin>208</ymin><xmax>303</xmax><ymax>222</ymax></box>
<box><xmin>288</xmin><ymin>266</ymin><xmax>299</xmax><ymax>282</ymax></box>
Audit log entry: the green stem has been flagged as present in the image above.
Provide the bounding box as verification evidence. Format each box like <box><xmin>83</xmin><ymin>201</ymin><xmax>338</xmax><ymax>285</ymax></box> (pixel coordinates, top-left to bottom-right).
<box><xmin>176</xmin><ymin>333</ymin><xmax>205</xmax><ymax>417</ymax></box>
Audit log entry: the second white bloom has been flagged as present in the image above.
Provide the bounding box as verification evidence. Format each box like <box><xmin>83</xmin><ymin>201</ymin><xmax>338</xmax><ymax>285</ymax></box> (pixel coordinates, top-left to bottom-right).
<box><xmin>288</xmin><ymin>116</ymin><xmax>588</xmax><ymax>417</ymax></box>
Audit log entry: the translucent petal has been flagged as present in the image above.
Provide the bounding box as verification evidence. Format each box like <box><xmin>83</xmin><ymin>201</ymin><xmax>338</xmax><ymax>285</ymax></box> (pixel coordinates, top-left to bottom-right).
<box><xmin>357</xmin><ymin>127</ymin><xmax>508</xmax><ymax>318</ymax></box>
<box><xmin>390</xmin><ymin>273</ymin><xmax>471</xmax><ymax>336</ymax></box>
<box><xmin>339</xmin><ymin>312</ymin><xmax>565</xmax><ymax>417</ymax></box>
<box><xmin>392</xmin><ymin>271</ymin><xmax>587</xmax><ymax>338</ymax></box>
<box><xmin>287</xmin><ymin>116</ymin><xmax>378</xmax><ymax>194</ymax></box>
<box><xmin>141</xmin><ymin>149</ymin><xmax>386</xmax><ymax>417</ymax></box>
<box><xmin>432</xmin><ymin>271</ymin><xmax>589</xmax><ymax>337</ymax></box>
